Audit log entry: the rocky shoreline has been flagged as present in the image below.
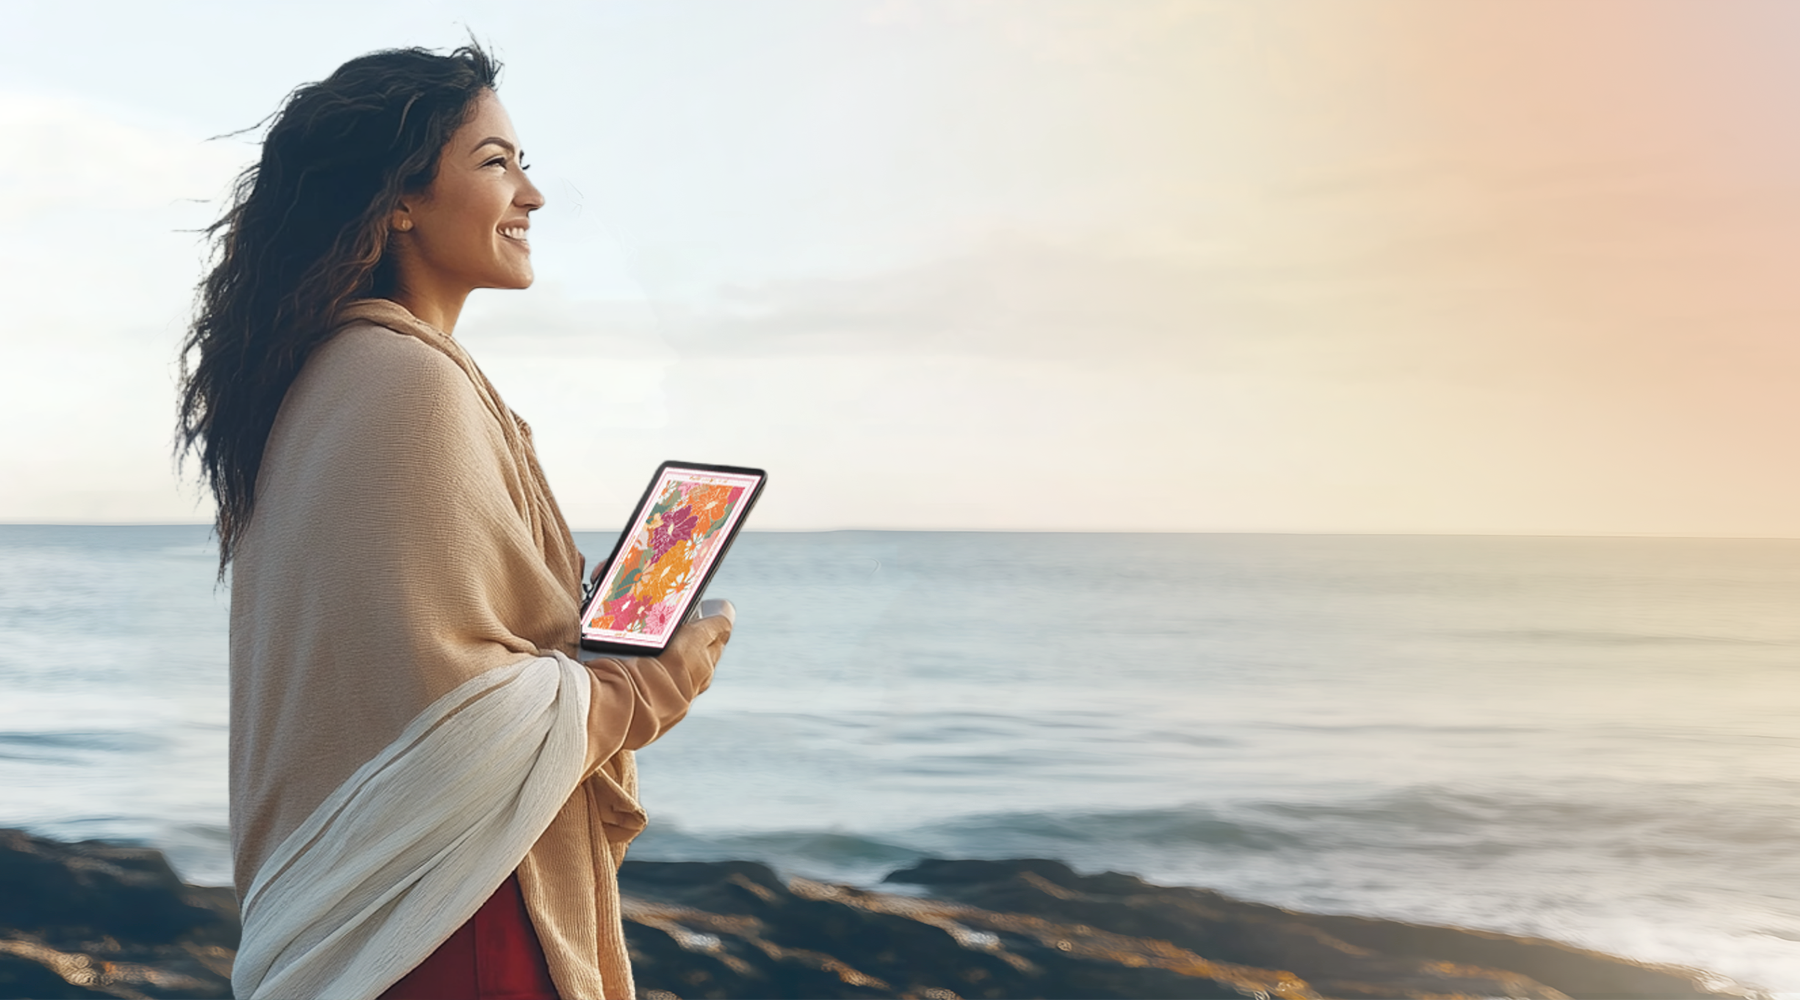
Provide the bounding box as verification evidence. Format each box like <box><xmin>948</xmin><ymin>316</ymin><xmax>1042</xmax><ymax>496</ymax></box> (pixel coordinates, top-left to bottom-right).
<box><xmin>0</xmin><ymin>828</ymin><xmax>1756</xmax><ymax>999</ymax></box>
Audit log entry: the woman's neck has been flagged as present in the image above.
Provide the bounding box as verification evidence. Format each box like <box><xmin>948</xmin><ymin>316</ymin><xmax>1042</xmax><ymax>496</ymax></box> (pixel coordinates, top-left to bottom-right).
<box><xmin>388</xmin><ymin>283</ymin><xmax>469</xmax><ymax>335</ymax></box>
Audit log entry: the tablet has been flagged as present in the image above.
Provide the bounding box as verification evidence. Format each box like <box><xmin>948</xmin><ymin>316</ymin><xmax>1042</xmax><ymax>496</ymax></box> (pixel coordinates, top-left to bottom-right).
<box><xmin>578</xmin><ymin>461</ymin><xmax>766</xmax><ymax>655</ymax></box>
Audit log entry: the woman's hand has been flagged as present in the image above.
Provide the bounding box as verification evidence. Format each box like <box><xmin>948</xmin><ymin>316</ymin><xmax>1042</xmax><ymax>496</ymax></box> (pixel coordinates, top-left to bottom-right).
<box><xmin>571</xmin><ymin>598</ymin><xmax>735</xmax><ymax>756</ymax></box>
<box><xmin>574</xmin><ymin>598</ymin><xmax>734</xmax><ymax>667</ymax></box>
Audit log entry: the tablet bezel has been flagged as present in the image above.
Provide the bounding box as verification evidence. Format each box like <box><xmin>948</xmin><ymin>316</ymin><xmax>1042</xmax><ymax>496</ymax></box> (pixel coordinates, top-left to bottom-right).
<box><xmin>577</xmin><ymin>460</ymin><xmax>766</xmax><ymax>656</ymax></box>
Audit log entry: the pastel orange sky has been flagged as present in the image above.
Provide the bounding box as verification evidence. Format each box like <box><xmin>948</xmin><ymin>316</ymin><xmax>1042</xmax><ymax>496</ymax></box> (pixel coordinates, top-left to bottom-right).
<box><xmin>1150</xmin><ymin>0</ymin><xmax>1800</xmax><ymax>534</ymax></box>
<box><xmin>2</xmin><ymin>1</ymin><xmax>1799</xmax><ymax>533</ymax></box>
<box><xmin>1434</xmin><ymin>2</ymin><xmax>1800</xmax><ymax>530</ymax></box>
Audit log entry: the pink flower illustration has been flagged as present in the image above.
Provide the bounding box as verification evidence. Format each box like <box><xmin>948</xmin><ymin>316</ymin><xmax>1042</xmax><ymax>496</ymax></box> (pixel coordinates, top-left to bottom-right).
<box><xmin>644</xmin><ymin>602</ymin><xmax>674</xmax><ymax>634</ymax></box>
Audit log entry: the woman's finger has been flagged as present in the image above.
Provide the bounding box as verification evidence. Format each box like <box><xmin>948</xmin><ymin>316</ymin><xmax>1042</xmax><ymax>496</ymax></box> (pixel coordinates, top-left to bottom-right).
<box><xmin>697</xmin><ymin>598</ymin><xmax>736</xmax><ymax>625</ymax></box>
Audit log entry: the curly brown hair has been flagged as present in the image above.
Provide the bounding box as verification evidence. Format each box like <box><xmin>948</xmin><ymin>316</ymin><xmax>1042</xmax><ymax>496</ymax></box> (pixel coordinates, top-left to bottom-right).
<box><xmin>176</xmin><ymin>42</ymin><xmax>501</xmax><ymax>571</ymax></box>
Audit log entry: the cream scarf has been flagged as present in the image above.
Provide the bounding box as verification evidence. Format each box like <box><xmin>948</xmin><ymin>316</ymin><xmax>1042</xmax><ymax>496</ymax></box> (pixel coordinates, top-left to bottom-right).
<box><xmin>231</xmin><ymin>652</ymin><xmax>591</xmax><ymax>999</ymax></box>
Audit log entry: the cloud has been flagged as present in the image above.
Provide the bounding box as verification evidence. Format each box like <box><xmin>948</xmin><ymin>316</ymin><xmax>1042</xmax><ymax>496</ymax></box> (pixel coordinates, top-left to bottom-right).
<box><xmin>864</xmin><ymin>0</ymin><xmax>1231</xmax><ymax>68</ymax></box>
<box><xmin>0</xmin><ymin>91</ymin><xmax>248</xmax><ymax>222</ymax></box>
<box><xmin>0</xmin><ymin>91</ymin><xmax>250</xmax><ymax>345</ymax></box>
<box><xmin>654</xmin><ymin>234</ymin><xmax>1230</xmax><ymax>367</ymax></box>
<box><xmin>456</xmin><ymin>283</ymin><xmax>677</xmax><ymax>361</ymax></box>
<box><xmin>0</xmin><ymin>92</ymin><xmax>251</xmax><ymax>522</ymax></box>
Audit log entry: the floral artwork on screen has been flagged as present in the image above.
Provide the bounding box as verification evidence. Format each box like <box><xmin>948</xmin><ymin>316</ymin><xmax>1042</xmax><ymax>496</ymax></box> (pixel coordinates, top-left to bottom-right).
<box><xmin>582</xmin><ymin>468</ymin><xmax>758</xmax><ymax>646</ymax></box>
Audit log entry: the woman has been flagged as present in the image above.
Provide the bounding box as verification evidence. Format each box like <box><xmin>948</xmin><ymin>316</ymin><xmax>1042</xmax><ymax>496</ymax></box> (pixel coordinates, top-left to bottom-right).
<box><xmin>177</xmin><ymin>44</ymin><xmax>732</xmax><ymax>1000</ymax></box>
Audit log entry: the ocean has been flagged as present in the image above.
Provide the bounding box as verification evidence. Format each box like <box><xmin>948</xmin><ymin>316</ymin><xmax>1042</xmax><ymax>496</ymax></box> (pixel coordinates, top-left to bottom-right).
<box><xmin>1</xmin><ymin>524</ymin><xmax>1796</xmax><ymax>996</ymax></box>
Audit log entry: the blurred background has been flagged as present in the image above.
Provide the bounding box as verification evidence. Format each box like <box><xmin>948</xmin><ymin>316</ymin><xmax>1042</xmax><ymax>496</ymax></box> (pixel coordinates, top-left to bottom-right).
<box><xmin>2</xmin><ymin>2</ymin><xmax>1798</xmax><ymax>996</ymax></box>
<box><xmin>5</xmin><ymin>0</ymin><xmax>1800</xmax><ymax>533</ymax></box>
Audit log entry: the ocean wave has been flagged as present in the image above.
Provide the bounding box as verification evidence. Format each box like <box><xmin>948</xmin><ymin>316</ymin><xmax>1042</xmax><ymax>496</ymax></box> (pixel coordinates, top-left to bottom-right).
<box><xmin>635</xmin><ymin>784</ymin><xmax>1800</xmax><ymax>904</ymax></box>
<box><xmin>0</xmin><ymin>729</ymin><xmax>163</xmax><ymax>762</ymax></box>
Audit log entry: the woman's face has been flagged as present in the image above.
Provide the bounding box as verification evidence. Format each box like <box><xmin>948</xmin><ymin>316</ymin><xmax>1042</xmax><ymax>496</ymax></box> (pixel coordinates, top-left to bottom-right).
<box><xmin>393</xmin><ymin>89</ymin><xmax>544</xmax><ymax>297</ymax></box>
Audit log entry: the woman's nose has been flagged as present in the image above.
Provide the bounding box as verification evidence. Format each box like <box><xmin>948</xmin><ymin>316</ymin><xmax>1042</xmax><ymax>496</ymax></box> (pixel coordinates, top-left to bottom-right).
<box><xmin>519</xmin><ymin>173</ymin><xmax>546</xmax><ymax>210</ymax></box>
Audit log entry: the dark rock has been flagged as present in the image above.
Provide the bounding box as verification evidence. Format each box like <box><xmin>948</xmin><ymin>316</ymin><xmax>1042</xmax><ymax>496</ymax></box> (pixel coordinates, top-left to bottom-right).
<box><xmin>0</xmin><ymin>830</ymin><xmax>234</xmax><ymax>999</ymax></box>
<box><xmin>0</xmin><ymin>831</ymin><xmax>1759</xmax><ymax>1000</ymax></box>
<box><xmin>0</xmin><ymin>830</ymin><xmax>234</xmax><ymax>948</ymax></box>
<box><xmin>623</xmin><ymin>857</ymin><xmax>1760</xmax><ymax>999</ymax></box>
<box><xmin>883</xmin><ymin>858</ymin><xmax>1742</xmax><ymax>1000</ymax></box>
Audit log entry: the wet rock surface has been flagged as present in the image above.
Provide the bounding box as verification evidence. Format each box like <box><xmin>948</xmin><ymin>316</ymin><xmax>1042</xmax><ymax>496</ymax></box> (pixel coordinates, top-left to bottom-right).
<box><xmin>623</xmin><ymin>858</ymin><xmax>1745</xmax><ymax>1000</ymax></box>
<box><xmin>0</xmin><ymin>829</ymin><xmax>236</xmax><ymax>999</ymax></box>
<box><xmin>0</xmin><ymin>830</ymin><xmax>1754</xmax><ymax>999</ymax></box>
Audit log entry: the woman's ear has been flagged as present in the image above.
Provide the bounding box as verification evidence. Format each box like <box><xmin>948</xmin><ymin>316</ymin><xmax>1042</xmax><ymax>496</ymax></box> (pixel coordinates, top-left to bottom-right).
<box><xmin>390</xmin><ymin>203</ymin><xmax>415</xmax><ymax>233</ymax></box>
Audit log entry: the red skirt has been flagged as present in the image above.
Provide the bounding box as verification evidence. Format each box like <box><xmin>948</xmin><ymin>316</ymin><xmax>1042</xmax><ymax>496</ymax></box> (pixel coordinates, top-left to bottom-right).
<box><xmin>379</xmin><ymin>873</ymin><xmax>560</xmax><ymax>1000</ymax></box>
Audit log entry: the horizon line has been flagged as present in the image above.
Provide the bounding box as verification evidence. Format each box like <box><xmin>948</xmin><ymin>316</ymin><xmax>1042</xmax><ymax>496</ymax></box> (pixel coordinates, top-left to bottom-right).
<box><xmin>5</xmin><ymin>521</ymin><xmax>1800</xmax><ymax>542</ymax></box>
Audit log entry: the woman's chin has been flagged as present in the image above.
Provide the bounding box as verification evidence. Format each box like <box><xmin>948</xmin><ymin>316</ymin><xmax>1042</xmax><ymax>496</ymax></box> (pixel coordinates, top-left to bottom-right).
<box><xmin>485</xmin><ymin>269</ymin><xmax>534</xmax><ymax>291</ymax></box>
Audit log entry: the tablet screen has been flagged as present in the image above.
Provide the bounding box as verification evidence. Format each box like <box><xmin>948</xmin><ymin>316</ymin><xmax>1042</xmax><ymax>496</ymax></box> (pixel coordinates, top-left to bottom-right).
<box><xmin>580</xmin><ymin>465</ymin><xmax>762</xmax><ymax>651</ymax></box>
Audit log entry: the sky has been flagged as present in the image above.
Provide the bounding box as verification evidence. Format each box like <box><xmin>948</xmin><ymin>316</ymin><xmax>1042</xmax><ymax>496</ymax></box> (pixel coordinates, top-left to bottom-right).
<box><xmin>3</xmin><ymin>0</ymin><xmax>1800</xmax><ymax>533</ymax></box>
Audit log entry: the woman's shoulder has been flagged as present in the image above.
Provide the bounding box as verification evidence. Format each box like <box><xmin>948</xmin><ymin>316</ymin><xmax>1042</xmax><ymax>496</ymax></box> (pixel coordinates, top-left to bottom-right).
<box><xmin>308</xmin><ymin>320</ymin><xmax>469</xmax><ymax>397</ymax></box>
<box><xmin>277</xmin><ymin>320</ymin><xmax>496</xmax><ymax>463</ymax></box>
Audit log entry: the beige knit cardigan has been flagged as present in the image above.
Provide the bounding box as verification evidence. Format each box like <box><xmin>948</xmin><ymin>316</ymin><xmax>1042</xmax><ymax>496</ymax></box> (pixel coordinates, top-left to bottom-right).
<box><xmin>229</xmin><ymin>298</ymin><xmax>729</xmax><ymax>998</ymax></box>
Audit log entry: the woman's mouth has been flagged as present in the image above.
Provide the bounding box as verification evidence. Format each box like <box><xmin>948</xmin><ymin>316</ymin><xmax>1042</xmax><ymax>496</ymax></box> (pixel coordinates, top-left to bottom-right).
<box><xmin>499</xmin><ymin>225</ymin><xmax>530</xmax><ymax>246</ymax></box>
